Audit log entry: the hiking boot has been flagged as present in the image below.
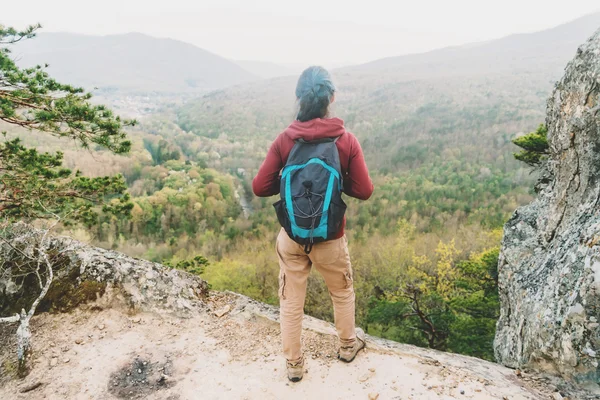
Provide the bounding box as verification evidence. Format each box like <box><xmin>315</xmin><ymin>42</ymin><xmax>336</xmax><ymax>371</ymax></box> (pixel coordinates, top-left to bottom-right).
<box><xmin>286</xmin><ymin>357</ymin><xmax>304</xmax><ymax>382</ymax></box>
<box><xmin>338</xmin><ymin>328</ymin><xmax>366</xmax><ymax>363</ymax></box>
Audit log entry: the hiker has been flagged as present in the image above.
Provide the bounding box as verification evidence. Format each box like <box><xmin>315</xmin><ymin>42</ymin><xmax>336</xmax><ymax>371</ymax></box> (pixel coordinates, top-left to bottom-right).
<box><xmin>252</xmin><ymin>66</ymin><xmax>374</xmax><ymax>382</ymax></box>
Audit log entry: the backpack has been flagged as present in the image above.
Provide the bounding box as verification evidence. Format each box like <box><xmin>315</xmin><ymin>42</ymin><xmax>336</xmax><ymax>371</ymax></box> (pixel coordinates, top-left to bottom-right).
<box><xmin>273</xmin><ymin>137</ymin><xmax>347</xmax><ymax>253</ymax></box>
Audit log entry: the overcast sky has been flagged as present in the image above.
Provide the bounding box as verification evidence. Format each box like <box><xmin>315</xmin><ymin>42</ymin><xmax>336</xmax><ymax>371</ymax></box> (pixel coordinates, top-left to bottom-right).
<box><xmin>3</xmin><ymin>1</ymin><xmax>600</xmax><ymax>66</ymax></box>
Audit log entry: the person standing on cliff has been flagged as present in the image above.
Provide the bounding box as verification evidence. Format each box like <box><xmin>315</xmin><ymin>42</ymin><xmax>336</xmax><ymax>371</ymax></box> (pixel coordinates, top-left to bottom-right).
<box><xmin>252</xmin><ymin>66</ymin><xmax>374</xmax><ymax>382</ymax></box>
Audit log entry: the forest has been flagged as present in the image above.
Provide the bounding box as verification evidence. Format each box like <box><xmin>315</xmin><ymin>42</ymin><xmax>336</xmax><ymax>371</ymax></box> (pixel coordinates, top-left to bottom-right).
<box><xmin>9</xmin><ymin>79</ymin><xmax>545</xmax><ymax>360</ymax></box>
<box><xmin>1</xmin><ymin>23</ymin><xmax>557</xmax><ymax>362</ymax></box>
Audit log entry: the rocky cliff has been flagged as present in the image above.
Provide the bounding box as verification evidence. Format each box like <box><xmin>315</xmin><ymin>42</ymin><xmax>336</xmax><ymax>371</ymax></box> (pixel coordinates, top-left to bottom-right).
<box><xmin>495</xmin><ymin>28</ymin><xmax>600</xmax><ymax>385</ymax></box>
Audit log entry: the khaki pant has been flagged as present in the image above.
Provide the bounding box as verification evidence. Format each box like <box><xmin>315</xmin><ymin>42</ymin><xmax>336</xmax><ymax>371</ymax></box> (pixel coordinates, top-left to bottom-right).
<box><xmin>276</xmin><ymin>228</ymin><xmax>356</xmax><ymax>362</ymax></box>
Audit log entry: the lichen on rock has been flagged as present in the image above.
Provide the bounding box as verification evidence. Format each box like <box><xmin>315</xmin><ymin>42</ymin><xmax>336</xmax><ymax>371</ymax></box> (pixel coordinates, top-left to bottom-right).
<box><xmin>495</xmin><ymin>28</ymin><xmax>600</xmax><ymax>384</ymax></box>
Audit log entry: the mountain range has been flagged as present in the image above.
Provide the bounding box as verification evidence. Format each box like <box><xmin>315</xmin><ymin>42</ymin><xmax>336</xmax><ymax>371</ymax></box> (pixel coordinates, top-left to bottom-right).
<box><xmin>348</xmin><ymin>12</ymin><xmax>600</xmax><ymax>78</ymax></box>
<box><xmin>167</xmin><ymin>11</ymin><xmax>600</xmax><ymax>210</ymax></box>
<box><xmin>12</xmin><ymin>32</ymin><xmax>257</xmax><ymax>93</ymax></box>
<box><xmin>11</xmin><ymin>13</ymin><xmax>600</xmax><ymax>94</ymax></box>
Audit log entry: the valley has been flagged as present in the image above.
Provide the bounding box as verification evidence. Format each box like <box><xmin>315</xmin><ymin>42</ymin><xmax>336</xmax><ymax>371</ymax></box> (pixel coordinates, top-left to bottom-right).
<box><xmin>4</xmin><ymin>12</ymin><xmax>600</xmax><ymax>362</ymax></box>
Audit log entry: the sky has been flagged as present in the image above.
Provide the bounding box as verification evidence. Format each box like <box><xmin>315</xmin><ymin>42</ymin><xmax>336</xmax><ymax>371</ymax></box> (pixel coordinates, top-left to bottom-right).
<box><xmin>2</xmin><ymin>0</ymin><xmax>600</xmax><ymax>67</ymax></box>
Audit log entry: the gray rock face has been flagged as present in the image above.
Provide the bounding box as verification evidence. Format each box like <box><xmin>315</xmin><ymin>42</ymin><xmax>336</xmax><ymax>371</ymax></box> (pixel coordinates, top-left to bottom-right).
<box><xmin>495</xmin><ymin>29</ymin><xmax>600</xmax><ymax>383</ymax></box>
<box><xmin>0</xmin><ymin>224</ymin><xmax>208</xmax><ymax>317</ymax></box>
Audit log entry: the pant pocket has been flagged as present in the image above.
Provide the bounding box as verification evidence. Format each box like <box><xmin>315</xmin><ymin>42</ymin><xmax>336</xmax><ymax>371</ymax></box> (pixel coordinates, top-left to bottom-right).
<box><xmin>344</xmin><ymin>268</ymin><xmax>353</xmax><ymax>289</ymax></box>
<box><xmin>278</xmin><ymin>270</ymin><xmax>287</xmax><ymax>300</ymax></box>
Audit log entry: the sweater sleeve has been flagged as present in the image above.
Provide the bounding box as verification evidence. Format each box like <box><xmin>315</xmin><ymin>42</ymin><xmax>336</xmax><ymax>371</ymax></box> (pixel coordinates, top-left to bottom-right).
<box><xmin>343</xmin><ymin>135</ymin><xmax>374</xmax><ymax>200</ymax></box>
<box><xmin>252</xmin><ymin>135</ymin><xmax>283</xmax><ymax>197</ymax></box>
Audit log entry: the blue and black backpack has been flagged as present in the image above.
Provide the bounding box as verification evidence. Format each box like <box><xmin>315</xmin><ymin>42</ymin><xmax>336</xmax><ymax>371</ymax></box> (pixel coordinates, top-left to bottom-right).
<box><xmin>273</xmin><ymin>137</ymin><xmax>347</xmax><ymax>253</ymax></box>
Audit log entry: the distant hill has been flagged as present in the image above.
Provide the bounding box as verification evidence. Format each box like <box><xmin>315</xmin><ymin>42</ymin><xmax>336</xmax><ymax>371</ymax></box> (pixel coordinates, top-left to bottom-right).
<box><xmin>347</xmin><ymin>12</ymin><xmax>600</xmax><ymax>78</ymax></box>
<box><xmin>235</xmin><ymin>60</ymin><xmax>300</xmax><ymax>79</ymax></box>
<box><xmin>11</xmin><ymin>32</ymin><xmax>258</xmax><ymax>93</ymax></box>
<box><xmin>175</xmin><ymin>12</ymin><xmax>600</xmax><ymax>194</ymax></box>
<box><xmin>178</xmin><ymin>12</ymin><xmax>600</xmax><ymax>149</ymax></box>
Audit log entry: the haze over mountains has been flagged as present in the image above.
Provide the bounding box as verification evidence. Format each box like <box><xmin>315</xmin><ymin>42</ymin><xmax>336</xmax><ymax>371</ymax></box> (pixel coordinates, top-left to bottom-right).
<box><xmin>234</xmin><ymin>60</ymin><xmax>300</xmax><ymax>79</ymax></box>
<box><xmin>11</xmin><ymin>12</ymin><xmax>600</xmax><ymax>95</ymax></box>
<box><xmin>350</xmin><ymin>11</ymin><xmax>600</xmax><ymax>78</ymax></box>
<box><xmin>12</xmin><ymin>32</ymin><xmax>258</xmax><ymax>93</ymax></box>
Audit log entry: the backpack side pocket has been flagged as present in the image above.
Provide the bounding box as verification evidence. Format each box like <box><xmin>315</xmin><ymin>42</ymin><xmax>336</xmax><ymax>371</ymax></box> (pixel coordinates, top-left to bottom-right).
<box><xmin>274</xmin><ymin>199</ymin><xmax>292</xmax><ymax>238</ymax></box>
<box><xmin>327</xmin><ymin>197</ymin><xmax>347</xmax><ymax>238</ymax></box>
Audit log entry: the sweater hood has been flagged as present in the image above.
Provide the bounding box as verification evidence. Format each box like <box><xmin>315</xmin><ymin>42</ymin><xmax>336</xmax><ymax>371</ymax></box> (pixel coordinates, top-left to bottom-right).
<box><xmin>284</xmin><ymin>117</ymin><xmax>346</xmax><ymax>141</ymax></box>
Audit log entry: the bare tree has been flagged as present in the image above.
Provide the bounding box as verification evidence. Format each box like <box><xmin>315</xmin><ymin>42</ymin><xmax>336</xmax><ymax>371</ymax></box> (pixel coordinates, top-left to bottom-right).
<box><xmin>399</xmin><ymin>284</ymin><xmax>449</xmax><ymax>349</ymax></box>
<box><xmin>0</xmin><ymin>220</ymin><xmax>73</xmax><ymax>376</ymax></box>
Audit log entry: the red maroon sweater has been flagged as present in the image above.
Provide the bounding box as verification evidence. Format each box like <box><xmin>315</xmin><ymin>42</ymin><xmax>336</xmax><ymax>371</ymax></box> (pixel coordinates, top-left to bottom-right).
<box><xmin>252</xmin><ymin>117</ymin><xmax>374</xmax><ymax>238</ymax></box>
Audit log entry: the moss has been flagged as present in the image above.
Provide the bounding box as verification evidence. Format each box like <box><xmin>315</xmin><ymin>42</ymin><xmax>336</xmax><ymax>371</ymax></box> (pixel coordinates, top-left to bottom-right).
<box><xmin>40</xmin><ymin>269</ymin><xmax>107</xmax><ymax>313</ymax></box>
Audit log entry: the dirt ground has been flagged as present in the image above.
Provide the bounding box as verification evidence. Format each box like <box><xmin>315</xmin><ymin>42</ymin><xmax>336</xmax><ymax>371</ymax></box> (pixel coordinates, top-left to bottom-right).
<box><xmin>0</xmin><ymin>292</ymin><xmax>567</xmax><ymax>400</ymax></box>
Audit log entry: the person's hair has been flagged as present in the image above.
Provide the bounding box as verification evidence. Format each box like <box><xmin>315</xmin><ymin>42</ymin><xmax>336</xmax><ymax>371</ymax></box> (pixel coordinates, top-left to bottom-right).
<box><xmin>295</xmin><ymin>66</ymin><xmax>336</xmax><ymax>122</ymax></box>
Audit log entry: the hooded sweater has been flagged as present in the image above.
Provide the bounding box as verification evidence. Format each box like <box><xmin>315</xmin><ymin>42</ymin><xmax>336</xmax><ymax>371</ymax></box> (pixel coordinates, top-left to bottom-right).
<box><xmin>252</xmin><ymin>117</ymin><xmax>374</xmax><ymax>238</ymax></box>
